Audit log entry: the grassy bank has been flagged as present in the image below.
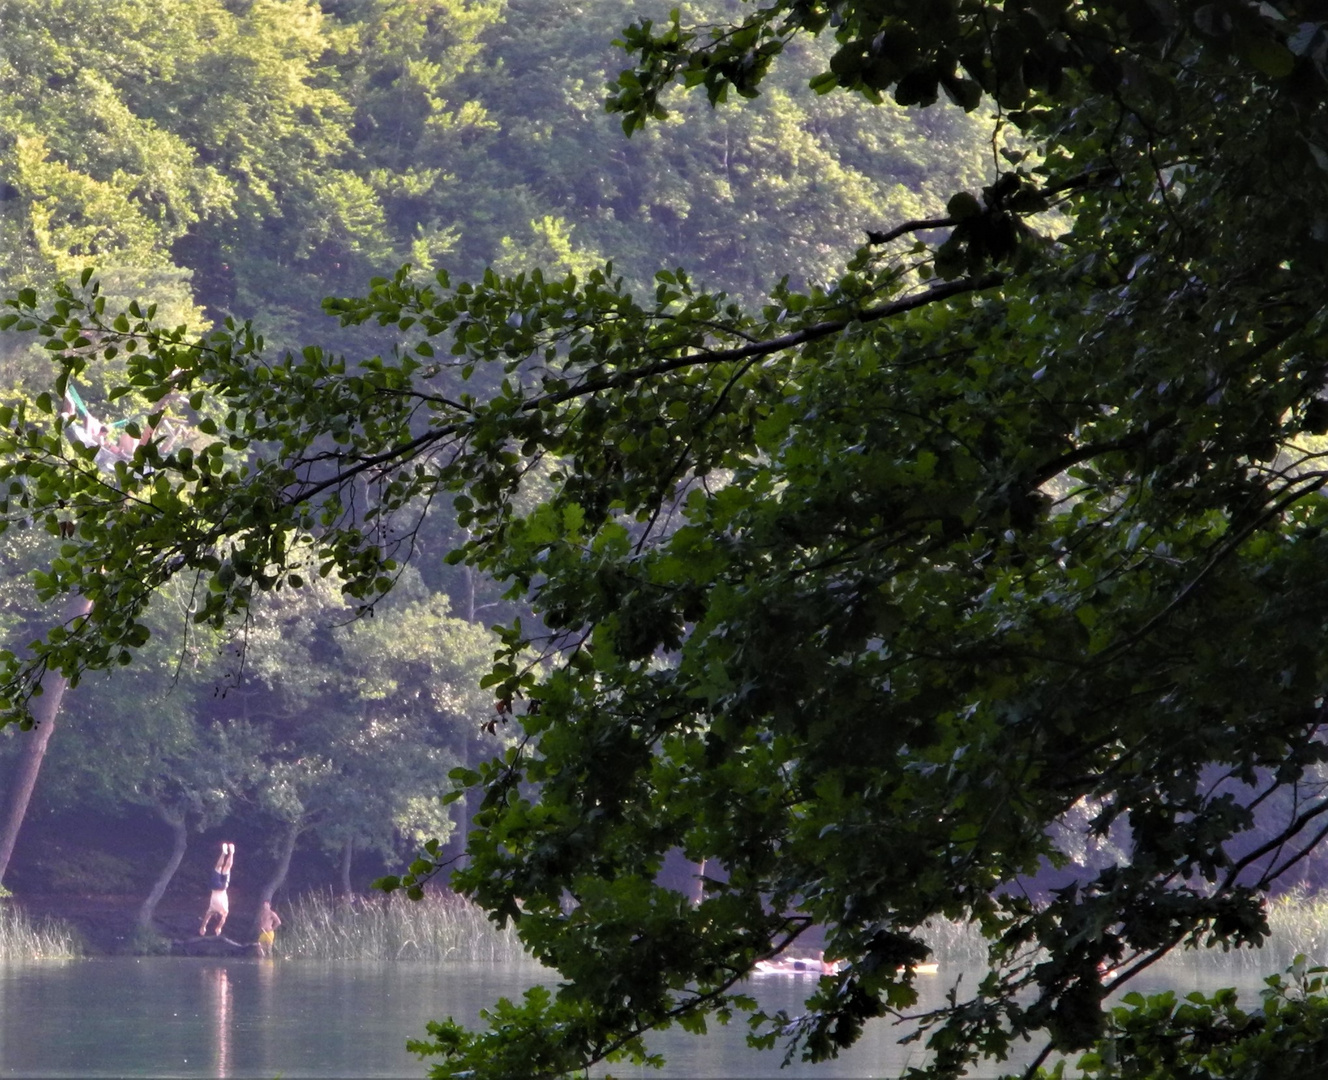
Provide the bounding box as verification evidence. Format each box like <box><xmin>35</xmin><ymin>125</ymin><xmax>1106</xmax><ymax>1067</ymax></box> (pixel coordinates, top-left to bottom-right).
<box><xmin>281</xmin><ymin>890</ymin><xmax>529</xmax><ymax>962</ymax></box>
<box><xmin>0</xmin><ymin>902</ymin><xmax>81</xmax><ymax>960</ymax></box>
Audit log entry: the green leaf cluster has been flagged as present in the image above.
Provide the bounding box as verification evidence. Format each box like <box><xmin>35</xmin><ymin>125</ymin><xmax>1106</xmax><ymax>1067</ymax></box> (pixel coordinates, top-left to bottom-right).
<box><xmin>1032</xmin><ymin>959</ymin><xmax>1328</xmax><ymax>1079</ymax></box>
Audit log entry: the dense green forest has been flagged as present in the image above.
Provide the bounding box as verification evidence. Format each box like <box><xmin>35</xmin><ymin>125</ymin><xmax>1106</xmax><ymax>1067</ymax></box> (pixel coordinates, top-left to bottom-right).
<box><xmin>0</xmin><ymin>0</ymin><xmax>988</xmax><ymax>339</ymax></box>
<box><xmin>10</xmin><ymin>0</ymin><xmax>1328</xmax><ymax>1078</ymax></box>
<box><xmin>0</xmin><ymin>0</ymin><xmax>986</xmax><ymax>916</ymax></box>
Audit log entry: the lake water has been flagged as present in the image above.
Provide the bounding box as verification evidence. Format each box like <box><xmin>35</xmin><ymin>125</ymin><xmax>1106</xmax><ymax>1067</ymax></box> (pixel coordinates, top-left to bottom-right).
<box><xmin>0</xmin><ymin>957</ymin><xmax>1270</xmax><ymax>1078</ymax></box>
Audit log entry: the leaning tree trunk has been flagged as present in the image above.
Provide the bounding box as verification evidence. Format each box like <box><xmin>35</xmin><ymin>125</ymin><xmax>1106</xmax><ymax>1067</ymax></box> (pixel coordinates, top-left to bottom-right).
<box><xmin>338</xmin><ymin>838</ymin><xmax>354</xmax><ymax>900</ymax></box>
<box><xmin>137</xmin><ymin>804</ymin><xmax>189</xmax><ymax>931</ymax></box>
<box><xmin>252</xmin><ymin>817</ymin><xmax>303</xmax><ymax>935</ymax></box>
<box><xmin>0</xmin><ymin>594</ymin><xmax>94</xmax><ymax>887</ymax></box>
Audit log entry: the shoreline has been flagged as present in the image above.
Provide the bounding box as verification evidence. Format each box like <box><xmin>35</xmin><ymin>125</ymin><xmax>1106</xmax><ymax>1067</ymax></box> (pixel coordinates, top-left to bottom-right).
<box><xmin>4</xmin><ymin>893</ymin><xmax>263</xmax><ymax>956</ymax></box>
<box><xmin>8</xmin><ymin>889</ymin><xmax>1328</xmax><ymax>972</ymax></box>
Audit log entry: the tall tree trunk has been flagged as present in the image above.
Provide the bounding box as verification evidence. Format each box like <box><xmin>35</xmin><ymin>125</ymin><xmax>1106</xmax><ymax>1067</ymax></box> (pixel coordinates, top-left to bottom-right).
<box><xmin>252</xmin><ymin>817</ymin><xmax>303</xmax><ymax>934</ymax></box>
<box><xmin>438</xmin><ymin>738</ymin><xmax>475</xmax><ymax>888</ymax></box>
<box><xmin>138</xmin><ymin>804</ymin><xmax>189</xmax><ymax>931</ymax></box>
<box><xmin>0</xmin><ymin>594</ymin><xmax>94</xmax><ymax>887</ymax></box>
<box><xmin>338</xmin><ymin>838</ymin><xmax>354</xmax><ymax>900</ymax></box>
<box><xmin>461</xmin><ymin>527</ymin><xmax>476</xmax><ymax>622</ymax></box>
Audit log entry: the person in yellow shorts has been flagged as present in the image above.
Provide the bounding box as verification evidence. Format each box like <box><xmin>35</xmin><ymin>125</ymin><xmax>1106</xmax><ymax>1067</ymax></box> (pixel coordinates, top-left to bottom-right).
<box><xmin>256</xmin><ymin>900</ymin><xmax>281</xmax><ymax>957</ymax></box>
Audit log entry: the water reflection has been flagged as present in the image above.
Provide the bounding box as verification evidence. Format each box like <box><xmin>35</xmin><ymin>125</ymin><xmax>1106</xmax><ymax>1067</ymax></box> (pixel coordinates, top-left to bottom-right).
<box><xmin>256</xmin><ymin>957</ymin><xmax>275</xmax><ymax>1070</ymax></box>
<box><xmin>204</xmin><ymin>967</ymin><xmax>231</xmax><ymax>1077</ymax></box>
<box><xmin>0</xmin><ymin>958</ymin><xmax>551</xmax><ymax>1077</ymax></box>
<box><xmin>0</xmin><ymin>958</ymin><xmax>1275</xmax><ymax>1078</ymax></box>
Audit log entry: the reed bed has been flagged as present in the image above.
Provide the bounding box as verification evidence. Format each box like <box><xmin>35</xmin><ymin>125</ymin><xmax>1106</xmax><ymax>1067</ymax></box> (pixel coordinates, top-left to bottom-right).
<box><xmin>281</xmin><ymin>890</ymin><xmax>530</xmax><ymax>962</ymax></box>
<box><xmin>919</xmin><ymin>890</ymin><xmax>1328</xmax><ymax>976</ymax></box>
<box><xmin>919</xmin><ymin>916</ymin><xmax>990</xmax><ymax>967</ymax></box>
<box><xmin>1152</xmin><ymin>888</ymin><xmax>1328</xmax><ymax>975</ymax></box>
<box><xmin>281</xmin><ymin>888</ymin><xmax>1328</xmax><ymax>974</ymax></box>
<box><xmin>0</xmin><ymin>903</ymin><xmax>81</xmax><ymax>960</ymax></box>
<box><xmin>1264</xmin><ymin>888</ymin><xmax>1328</xmax><ymax>966</ymax></box>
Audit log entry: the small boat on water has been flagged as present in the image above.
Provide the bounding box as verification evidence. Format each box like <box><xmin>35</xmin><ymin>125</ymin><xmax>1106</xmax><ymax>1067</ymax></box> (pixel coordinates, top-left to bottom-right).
<box><xmin>753</xmin><ymin>956</ymin><xmax>835</xmax><ymax>975</ymax></box>
<box><xmin>752</xmin><ymin>957</ymin><xmax>939</xmax><ymax>976</ymax></box>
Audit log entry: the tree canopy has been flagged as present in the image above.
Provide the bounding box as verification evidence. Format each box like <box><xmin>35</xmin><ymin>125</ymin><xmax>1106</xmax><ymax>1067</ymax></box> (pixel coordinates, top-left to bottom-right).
<box><xmin>6</xmin><ymin>0</ymin><xmax>1328</xmax><ymax>1077</ymax></box>
<box><xmin>0</xmin><ymin>0</ymin><xmax>986</xmax><ymax>349</ymax></box>
<box><xmin>0</xmin><ymin>0</ymin><xmax>986</xmax><ymax>909</ymax></box>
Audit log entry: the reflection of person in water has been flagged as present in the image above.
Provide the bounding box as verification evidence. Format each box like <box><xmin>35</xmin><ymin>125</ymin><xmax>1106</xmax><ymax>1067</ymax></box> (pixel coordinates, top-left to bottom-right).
<box><xmin>255</xmin><ymin>901</ymin><xmax>281</xmax><ymax>957</ymax></box>
<box><xmin>205</xmin><ymin>966</ymin><xmax>231</xmax><ymax>1079</ymax></box>
<box><xmin>199</xmin><ymin>843</ymin><xmax>235</xmax><ymax>936</ymax></box>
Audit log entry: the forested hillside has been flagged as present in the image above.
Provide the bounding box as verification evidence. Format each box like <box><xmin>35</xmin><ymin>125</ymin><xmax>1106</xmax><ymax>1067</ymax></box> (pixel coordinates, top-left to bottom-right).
<box><xmin>0</xmin><ymin>0</ymin><xmax>987</xmax><ymax>909</ymax></box>
<box><xmin>1</xmin><ymin>0</ymin><xmax>988</xmax><ymax>343</ymax></box>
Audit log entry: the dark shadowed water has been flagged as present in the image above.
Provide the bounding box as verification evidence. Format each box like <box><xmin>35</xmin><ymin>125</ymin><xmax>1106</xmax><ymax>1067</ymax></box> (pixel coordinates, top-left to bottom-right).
<box><xmin>0</xmin><ymin>958</ymin><xmax>1269</xmax><ymax>1078</ymax></box>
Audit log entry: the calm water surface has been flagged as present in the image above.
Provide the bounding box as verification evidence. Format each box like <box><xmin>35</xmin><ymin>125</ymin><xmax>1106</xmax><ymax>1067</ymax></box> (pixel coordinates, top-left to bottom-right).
<box><xmin>0</xmin><ymin>958</ymin><xmax>1269</xmax><ymax>1078</ymax></box>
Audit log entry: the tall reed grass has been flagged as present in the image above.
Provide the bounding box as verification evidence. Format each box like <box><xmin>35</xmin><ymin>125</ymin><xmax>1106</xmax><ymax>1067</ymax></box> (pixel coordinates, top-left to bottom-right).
<box><xmin>0</xmin><ymin>903</ymin><xmax>81</xmax><ymax>960</ymax></box>
<box><xmin>281</xmin><ymin>890</ymin><xmax>530</xmax><ymax>962</ymax></box>
<box><xmin>1264</xmin><ymin>888</ymin><xmax>1328</xmax><ymax>965</ymax></box>
<box><xmin>920</xmin><ymin>916</ymin><xmax>990</xmax><ymax>966</ymax></box>
<box><xmin>282</xmin><ymin>887</ymin><xmax>1328</xmax><ymax>974</ymax></box>
<box><xmin>920</xmin><ymin>890</ymin><xmax>1328</xmax><ymax>976</ymax></box>
<box><xmin>1154</xmin><ymin>887</ymin><xmax>1328</xmax><ymax>974</ymax></box>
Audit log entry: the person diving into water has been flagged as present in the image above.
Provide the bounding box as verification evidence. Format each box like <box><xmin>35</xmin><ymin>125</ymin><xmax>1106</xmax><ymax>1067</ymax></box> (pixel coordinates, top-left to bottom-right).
<box><xmin>200</xmin><ymin>843</ymin><xmax>234</xmax><ymax>936</ymax></box>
